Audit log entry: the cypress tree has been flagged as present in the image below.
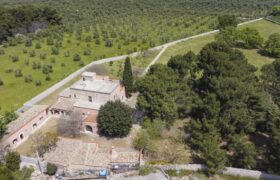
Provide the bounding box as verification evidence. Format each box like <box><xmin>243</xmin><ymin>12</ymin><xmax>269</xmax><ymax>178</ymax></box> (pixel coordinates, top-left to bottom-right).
<box><xmin>123</xmin><ymin>57</ymin><xmax>134</xmax><ymax>97</ymax></box>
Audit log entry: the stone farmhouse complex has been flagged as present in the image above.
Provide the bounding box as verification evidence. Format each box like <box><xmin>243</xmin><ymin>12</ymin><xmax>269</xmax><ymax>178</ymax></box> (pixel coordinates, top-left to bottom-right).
<box><xmin>0</xmin><ymin>72</ymin><xmax>127</xmax><ymax>150</ymax></box>
<box><xmin>50</xmin><ymin>72</ymin><xmax>126</xmax><ymax>134</ymax></box>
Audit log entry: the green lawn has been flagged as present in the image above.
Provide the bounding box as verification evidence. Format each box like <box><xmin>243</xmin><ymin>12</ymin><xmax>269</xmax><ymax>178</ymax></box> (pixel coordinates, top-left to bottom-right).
<box><xmin>268</xmin><ymin>15</ymin><xmax>280</xmax><ymax>24</ymax></box>
<box><xmin>156</xmin><ymin>33</ymin><xmax>216</xmax><ymax>64</ymax></box>
<box><xmin>157</xmin><ymin>19</ymin><xmax>278</xmax><ymax>74</ymax></box>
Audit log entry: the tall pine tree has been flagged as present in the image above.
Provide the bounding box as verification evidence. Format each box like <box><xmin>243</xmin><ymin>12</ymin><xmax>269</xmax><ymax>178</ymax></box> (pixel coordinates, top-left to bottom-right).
<box><xmin>123</xmin><ymin>57</ymin><xmax>134</xmax><ymax>97</ymax></box>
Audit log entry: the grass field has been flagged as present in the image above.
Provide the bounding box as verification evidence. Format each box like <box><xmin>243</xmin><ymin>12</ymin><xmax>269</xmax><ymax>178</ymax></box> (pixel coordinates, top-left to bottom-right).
<box><xmin>0</xmin><ymin>30</ymin><xmax>144</xmax><ymax>114</ymax></box>
<box><xmin>157</xmin><ymin>20</ymin><xmax>279</xmax><ymax>74</ymax></box>
<box><xmin>268</xmin><ymin>15</ymin><xmax>280</xmax><ymax>24</ymax></box>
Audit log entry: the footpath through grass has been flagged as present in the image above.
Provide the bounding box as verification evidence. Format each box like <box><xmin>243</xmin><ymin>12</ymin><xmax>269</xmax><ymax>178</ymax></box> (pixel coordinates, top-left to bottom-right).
<box><xmin>157</xmin><ymin>20</ymin><xmax>279</xmax><ymax>74</ymax></box>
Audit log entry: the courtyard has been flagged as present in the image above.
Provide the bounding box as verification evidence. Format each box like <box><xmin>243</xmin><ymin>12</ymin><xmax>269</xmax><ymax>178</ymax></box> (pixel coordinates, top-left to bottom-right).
<box><xmin>16</xmin><ymin>117</ymin><xmax>141</xmax><ymax>157</ymax></box>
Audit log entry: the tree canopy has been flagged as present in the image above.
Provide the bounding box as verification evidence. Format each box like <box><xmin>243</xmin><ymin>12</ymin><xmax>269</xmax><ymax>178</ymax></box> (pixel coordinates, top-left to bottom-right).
<box><xmin>0</xmin><ymin>5</ymin><xmax>61</xmax><ymax>42</ymax></box>
<box><xmin>264</xmin><ymin>33</ymin><xmax>280</xmax><ymax>58</ymax></box>
<box><xmin>217</xmin><ymin>15</ymin><xmax>237</xmax><ymax>29</ymax></box>
<box><xmin>97</xmin><ymin>101</ymin><xmax>133</xmax><ymax>137</ymax></box>
<box><xmin>5</xmin><ymin>151</ymin><xmax>21</xmax><ymax>171</ymax></box>
<box><xmin>123</xmin><ymin>57</ymin><xmax>134</xmax><ymax>97</ymax></box>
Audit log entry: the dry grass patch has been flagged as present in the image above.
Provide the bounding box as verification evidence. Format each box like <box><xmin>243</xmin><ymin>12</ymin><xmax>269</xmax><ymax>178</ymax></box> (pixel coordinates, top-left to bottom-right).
<box><xmin>146</xmin><ymin>119</ymin><xmax>191</xmax><ymax>164</ymax></box>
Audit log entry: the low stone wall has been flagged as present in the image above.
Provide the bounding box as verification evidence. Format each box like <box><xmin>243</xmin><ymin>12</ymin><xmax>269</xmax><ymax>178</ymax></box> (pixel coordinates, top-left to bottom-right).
<box><xmin>153</xmin><ymin>164</ymin><xmax>280</xmax><ymax>180</ymax></box>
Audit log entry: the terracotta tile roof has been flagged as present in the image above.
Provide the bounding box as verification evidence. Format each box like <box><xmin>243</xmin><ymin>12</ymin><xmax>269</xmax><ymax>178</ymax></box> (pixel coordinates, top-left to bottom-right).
<box><xmin>3</xmin><ymin>105</ymin><xmax>48</xmax><ymax>139</ymax></box>
<box><xmin>51</xmin><ymin>98</ymin><xmax>75</xmax><ymax>111</ymax></box>
<box><xmin>44</xmin><ymin>138</ymin><xmax>140</xmax><ymax>169</ymax></box>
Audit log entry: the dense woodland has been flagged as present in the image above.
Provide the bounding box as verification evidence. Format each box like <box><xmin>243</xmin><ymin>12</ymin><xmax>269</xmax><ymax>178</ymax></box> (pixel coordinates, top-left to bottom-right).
<box><xmin>136</xmin><ymin>17</ymin><xmax>280</xmax><ymax>174</ymax></box>
<box><xmin>0</xmin><ymin>5</ymin><xmax>61</xmax><ymax>42</ymax></box>
<box><xmin>136</xmin><ymin>41</ymin><xmax>280</xmax><ymax>174</ymax></box>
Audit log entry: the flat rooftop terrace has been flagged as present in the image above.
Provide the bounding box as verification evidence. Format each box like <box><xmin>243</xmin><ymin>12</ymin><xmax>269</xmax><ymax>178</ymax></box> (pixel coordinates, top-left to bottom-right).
<box><xmin>71</xmin><ymin>79</ymin><xmax>120</xmax><ymax>94</ymax></box>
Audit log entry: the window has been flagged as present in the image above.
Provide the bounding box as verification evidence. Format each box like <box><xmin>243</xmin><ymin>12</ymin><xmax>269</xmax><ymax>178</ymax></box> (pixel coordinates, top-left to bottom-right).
<box><xmin>88</xmin><ymin>96</ymin><xmax>92</xmax><ymax>102</ymax></box>
<box><xmin>83</xmin><ymin>77</ymin><xmax>85</xmax><ymax>81</ymax></box>
<box><xmin>39</xmin><ymin>116</ymin><xmax>43</xmax><ymax>120</ymax></box>
<box><xmin>74</xmin><ymin>94</ymin><xmax>77</xmax><ymax>98</ymax></box>
<box><xmin>33</xmin><ymin>123</ymin><xmax>37</xmax><ymax>129</ymax></box>
<box><xmin>85</xmin><ymin>125</ymin><xmax>93</xmax><ymax>133</ymax></box>
<box><xmin>20</xmin><ymin>134</ymin><xmax>24</xmax><ymax>139</ymax></box>
<box><xmin>13</xmin><ymin>139</ymin><xmax>18</xmax><ymax>144</ymax></box>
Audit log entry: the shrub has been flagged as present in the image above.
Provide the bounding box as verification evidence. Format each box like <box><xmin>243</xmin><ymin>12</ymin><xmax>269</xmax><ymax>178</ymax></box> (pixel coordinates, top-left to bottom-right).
<box><xmin>29</xmin><ymin>50</ymin><xmax>36</xmax><ymax>57</ymax></box>
<box><xmin>97</xmin><ymin>101</ymin><xmax>133</xmax><ymax>137</ymax></box>
<box><xmin>73</xmin><ymin>54</ymin><xmax>81</xmax><ymax>61</ymax></box>
<box><xmin>24</xmin><ymin>75</ymin><xmax>33</xmax><ymax>83</ymax></box>
<box><xmin>264</xmin><ymin>33</ymin><xmax>280</xmax><ymax>58</ymax></box>
<box><xmin>0</xmin><ymin>78</ymin><xmax>3</xmax><ymax>86</ymax></box>
<box><xmin>95</xmin><ymin>38</ymin><xmax>100</xmax><ymax>45</ymax></box>
<box><xmin>42</xmin><ymin>65</ymin><xmax>53</xmax><ymax>74</ymax></box>
<box><xmin>15</xmin><ymin>35</ymin><xmax>24</xmax><ymax>44</ymax></box>
<box><xmin>0</xmin><ymin>165</ymin><xmax>13</xmax><ymax>179</ymax></box>
<box><xmin>142</xmin><ymin>119</ymin><xmax>165</xmax><ymax>139</ymax></box>
<box><xmin>10</xmin><ymin>55</ymin><xmax>19</xmax><ymax>62</ymax></box>
<box><xmin>32</xmin><ymin>62</ymin><xmax>41</xmax><ymax>70</ymax></box>
<box><xmin>15</xmin><ymin>69</ymin><xmax>23</xmax><ymax>77</ymax></box>
<box><xmin>93</xmin><ymin>32</ymin><xmax>99</xmax><ymax>39</ymax></box>
<box><xmin>5</xmin><ymin>69</ymin><xmax>13</xmax><ymax>73</ymax></box>
<box><xmin>105</xmin><ymin>39</ymin><xmax>113</xmax><ymax>47</ymax></box>
<box><xmin>46</xmin><ymin>163</ymin><xmax>57</xmax><ymax>175</ymax></box>
<box><xmin>8</xmin><ymin>37</ymin><xmax>18</xmax><ymax>46</ymax></box>
<box><xmin>55</xmin><ymin>41</ymin><xmax>62</xmax><ymax>48</ymax></box>
<box><xmin>22</xmin><ymin>49</ymin><xmax>28</xmax><ymax>54</ymax></box>
<box><xmin>238</xmin><ymin>28</ymin><xmax>263</xmax><ymax>49</ymax></box>
<box><xmin>83</xmin><ymin>49</ymin><xmax>91</xmax><ymax>56</ymax></box>
<box><xmin>25</xmin><ymin>39</ymin><xmax>32</xmax><ymax>47</ymax></box>
<box><xmin>35</xmin><ymin>42</ymin><xmax>41</xmax><ymax>49</ymax></box>
<box><xmin>133</xmin><ymin>130</ymin><xmax>150</xmax><ymax>150</ymax></box>
<box><xmin>79</xmin><ymin>61</ymin><xmax>85</xmax><ymax>67</ymax></box>
<box><xmin>139</xmin><ymin>166</ymin><xmax>155</xmax><ymax>176</ymax></box>
<box><xmin>5</xmin><ymin>151</ymin><xmax>21</xmax><ymax>171</ymax></box>
<box><xmin>51</xmin><ymin>47</ymin><xmax>59</xmax><ymax>55</ymax></box>
<box><xmin>24</xmin><ymin>59</ymin><xmax>29</xmax><ymax>65</ymax></box>
<box><xmin>50</xmin><ymin>57</ymin><xmax>56</xmax><ymax>63</ymax></box>
<box><xmin>45</xmin><ymin>74</ymin><xmax>51</xmax><ymax>81</ymax></box>
<box><xmin>40</xmin><ymin>53</ymin><xmax>47</xmax><ymax>60</ymax></box>
<box><xmin>64</xmin><ymin>51</ymin><xmax>70</xmax><ymax>57</ymax></box>
<box><xmin>0</xmin><ymin>49</ymin><xmax>5</xmax><ymax>55</ymax></box>
<box><xmin>85</xmin><ymin>35</ymin><xmax>92</xmax><ymax>42</ymax></box>
<box><xmin>35</xmin><ymin>80</ymin><xmax>42</xmax><ymax>86</ymax></box>
<box><xmin>47</xmin><ymin>38</ymin><xmax>54</xmax><ymax>45</ymax></box>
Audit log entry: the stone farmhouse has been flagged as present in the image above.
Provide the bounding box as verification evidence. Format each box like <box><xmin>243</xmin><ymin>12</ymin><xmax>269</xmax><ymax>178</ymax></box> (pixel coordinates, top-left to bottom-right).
<box><xmin>50</xmin><ymin>72</ymin><xmax>126</xmax><ymax>134</ymax></box>
<box><xmin>0</xmin><ymin>72</ymin><xmax>126</xmax><ymax>150</ymax></box>
<box><xmin>1</xmin><ymin>105</ymin><xmax>50</xmax><ymax>150</ymax></box>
